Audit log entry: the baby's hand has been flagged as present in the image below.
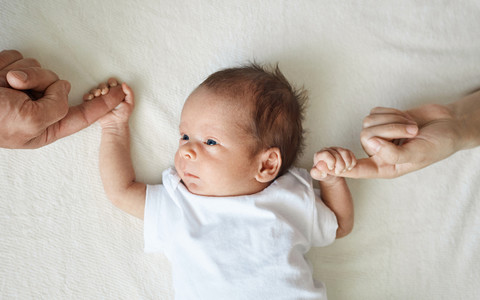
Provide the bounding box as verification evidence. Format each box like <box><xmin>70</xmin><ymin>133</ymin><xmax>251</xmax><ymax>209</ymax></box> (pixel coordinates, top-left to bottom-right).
<box><xmin>310</xmin><ymin>147</ymin><xmax>357</xmax><ymax>182</ymax></box>
<box><xmin>84</xmin><ymin>78</ymin><xmax>135</xmax><ymax>129</ymax></box>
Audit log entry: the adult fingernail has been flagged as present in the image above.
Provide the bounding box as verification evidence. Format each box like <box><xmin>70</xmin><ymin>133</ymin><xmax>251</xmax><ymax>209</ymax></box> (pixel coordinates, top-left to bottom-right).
<box><xmin>406</xmin><ymin>125</ymin><xmax>418</xmax><ymax>135</ymax></box>
<box><xmin>10</xmin><ymin>70</ymin><xmax>27</xmax><ymax>82</ymax></box>
<box><xmin>367</xmin><ymin>138</ymin><xmax>382</xmax><ymax>153</ymax></box>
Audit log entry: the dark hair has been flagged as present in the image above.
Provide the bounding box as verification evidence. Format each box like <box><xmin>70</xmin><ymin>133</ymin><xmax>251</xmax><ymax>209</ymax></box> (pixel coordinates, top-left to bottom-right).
<box><xmin>199</xmin><ymin>63</ymin><xmax>307</xmax><ymax>177</ymax></box>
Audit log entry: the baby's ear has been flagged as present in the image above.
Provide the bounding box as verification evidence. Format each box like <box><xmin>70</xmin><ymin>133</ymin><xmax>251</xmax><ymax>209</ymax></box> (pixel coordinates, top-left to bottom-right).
<box><xmin>255</xmin><ymin>147</ymin><xmax>282</xmax><ymax>183</ymax></box>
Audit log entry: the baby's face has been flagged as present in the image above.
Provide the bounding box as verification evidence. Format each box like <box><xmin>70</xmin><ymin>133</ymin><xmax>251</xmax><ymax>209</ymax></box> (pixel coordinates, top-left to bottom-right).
<box><xmin>174</xmin><ymin>87</ymin><xmax>267</xmax><ymax>197</ymax></box>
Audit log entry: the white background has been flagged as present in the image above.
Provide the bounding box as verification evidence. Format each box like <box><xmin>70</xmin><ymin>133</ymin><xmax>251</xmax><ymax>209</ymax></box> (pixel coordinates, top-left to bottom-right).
<box><xmin>1</xmin><ymin>1</ymin><xmax>479</xmax><ymax>299</ymax></box>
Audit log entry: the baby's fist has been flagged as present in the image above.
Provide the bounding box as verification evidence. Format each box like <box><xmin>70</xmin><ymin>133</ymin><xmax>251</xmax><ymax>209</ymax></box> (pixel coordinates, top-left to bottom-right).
<box><xmin>310</xmin><ymin>147</ymin><xmax>357</xmax><ymax>181</ymax></box>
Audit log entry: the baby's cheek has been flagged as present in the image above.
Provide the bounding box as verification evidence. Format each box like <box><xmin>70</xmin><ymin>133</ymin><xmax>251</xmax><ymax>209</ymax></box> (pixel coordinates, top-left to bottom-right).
<box><xmin>173</xmin><ymin>152</ymin><xmax>182</xmax><ymax>172</ymax></box>
<box><xmin>205</xmin><ymin>167</ymin><xmax>229</xmax><ymax>188</ymax></box>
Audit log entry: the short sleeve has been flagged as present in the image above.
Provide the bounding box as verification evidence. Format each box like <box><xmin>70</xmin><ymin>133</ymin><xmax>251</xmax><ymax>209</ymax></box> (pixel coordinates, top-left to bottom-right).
<box><xmin>144</xmin><ymin>184</ymin><xmax>168</xmax><ymax>253</ymax></box>
<box><xmin>311</xmin><ymin>189</ymin><xmax>338</xmax><ymax>247</ymax></box>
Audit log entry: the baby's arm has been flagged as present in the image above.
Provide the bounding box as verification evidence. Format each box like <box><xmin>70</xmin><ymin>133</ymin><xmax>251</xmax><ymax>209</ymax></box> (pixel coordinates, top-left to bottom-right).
<box><xmin>88</xmin><ymin>80</ymin><xmax>146</xmax><ymax>219</ymax></box>
<box><xmin>310</xmin><ymin>147</ymin><xmax>355</xmax><ymax>238</ymax></box>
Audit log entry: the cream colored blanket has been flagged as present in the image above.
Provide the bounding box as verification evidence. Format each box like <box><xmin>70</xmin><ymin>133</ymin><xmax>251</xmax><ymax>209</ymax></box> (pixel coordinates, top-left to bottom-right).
<box><xmin>1</xmin><ymin>1</ymin><xmax>479</xmax><ymax>299</ymax></box>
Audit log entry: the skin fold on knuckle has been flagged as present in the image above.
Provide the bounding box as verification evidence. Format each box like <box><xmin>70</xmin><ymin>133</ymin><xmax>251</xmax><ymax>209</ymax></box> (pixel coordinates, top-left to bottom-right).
<box><xmin>362</xmin><ymin>115</ymin><xmax>376</xmax><ymax>128</ymax></box>
<box><xmin>386</xmin><ymin>123</ymin><xmax>403</xmax><ymax>132</ymax></box>
<box><xmin>22</xmin><ymin>58</ymin><xmax>41</xmax><ymax>68</ymax></box>
<box><xmin>0</xmin><ymin>50</ymin><xmax>22</xmax><ymax>67</ymax></box>
<box><xmin>359</xmin><ymin>129</ymin><xmax>373</xmax><ymax>144</ymax></box>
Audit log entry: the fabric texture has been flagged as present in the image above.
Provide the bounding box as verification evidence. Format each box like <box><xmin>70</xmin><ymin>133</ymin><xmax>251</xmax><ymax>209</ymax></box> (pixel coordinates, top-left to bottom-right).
<box><xmin>144</xmin><ymin>167</ymin><xmax>337</xmax><ymax>299</ymax></box>
<box><xmin>1</xmin><ymin>1</ymin><xmax>480</xmax><ymax>299</ymax></box>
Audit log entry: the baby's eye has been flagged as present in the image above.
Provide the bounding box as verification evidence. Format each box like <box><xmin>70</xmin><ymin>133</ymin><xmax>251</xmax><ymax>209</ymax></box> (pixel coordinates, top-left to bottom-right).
<box><xmin>181</xmin><ymin>134</ymin><xmax>189</xmax><ymax>141</ymax></box>
<box><xmin>205</xmin><ymin>139</ymin><xmax>217</xmax><ymax>146</ymax></box>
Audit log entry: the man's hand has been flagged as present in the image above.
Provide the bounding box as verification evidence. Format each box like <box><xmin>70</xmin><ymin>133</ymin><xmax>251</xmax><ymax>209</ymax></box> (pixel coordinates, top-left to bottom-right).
<box><xmin>0</xmin><ymin>49</ymin><xmax>125</xmax><ymax>149</ymax></box>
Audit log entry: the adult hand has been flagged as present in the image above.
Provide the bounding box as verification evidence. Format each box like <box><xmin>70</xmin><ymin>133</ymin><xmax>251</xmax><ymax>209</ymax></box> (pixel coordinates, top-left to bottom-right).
<box><xmin>341</xmin><ymin>93</ymin><xmax>480</xmax><ymax>179</ymax></box>
<box><xmin>0</xmin><ymin>49</ymin><xmax>125</xmax><ymax>149</ymax></box>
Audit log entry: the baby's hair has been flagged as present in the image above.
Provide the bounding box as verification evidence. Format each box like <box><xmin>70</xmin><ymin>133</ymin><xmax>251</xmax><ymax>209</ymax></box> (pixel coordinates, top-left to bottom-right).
<box><xmin>199</xmin><ymin>63</ymin><xmax>307</xmax><ymax>177</ymax></box>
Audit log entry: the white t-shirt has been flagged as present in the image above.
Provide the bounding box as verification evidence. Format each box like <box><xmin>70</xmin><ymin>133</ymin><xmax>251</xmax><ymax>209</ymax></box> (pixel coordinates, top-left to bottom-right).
<box><xmin>144</xmin><ymin>167</ymin><xmax>338</xmax><ymax>300</ymax></box>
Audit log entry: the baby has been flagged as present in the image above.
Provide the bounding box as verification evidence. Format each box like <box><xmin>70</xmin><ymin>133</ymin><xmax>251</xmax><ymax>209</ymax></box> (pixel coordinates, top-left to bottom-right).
<box><xmin>87</xmin><ymin>64</ymin><xmax>356</xmax><ymax>299</ymax></box>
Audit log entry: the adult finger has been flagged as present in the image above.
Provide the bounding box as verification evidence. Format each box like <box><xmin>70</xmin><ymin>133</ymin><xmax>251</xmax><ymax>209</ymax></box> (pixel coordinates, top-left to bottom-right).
<box><xmin>369</xmin><ymin>106</ymin><xmax>415</xmax><ymax>119</ymax></box>
<box><xmin>31</xmin><ymin>85</ymin><xmax>126</xmax><ymax>147</ymax></box>
<box><xmin>333</xmin><ymin>157</ymin><xmax>377</xmax><ymax>178</ymax></box>
<box><xmin>0</xmin><ymin>57</ymin><xmax>41</xmax><ymax>71</ymax></box>
<box><xmin>78</xmin><ymin>85</ymin><xmax>126</xmax><ymax>124</ymax></box>
<box><xmin>0</xmin><ymin>56</ymin><xmax>41</xmax><ymax>88</ymax></box>
<box><xmin>334</xmin><ymin>156</ymin><xmax>406</xmax><ymax>179</ymax></box>
<box><xmin>361</xmin><ymin>123</ymin><xmax>418</xmax><ymax>156</ymax></box>
<box><xmin>364</xmin><ymin>137</ymin><xmax>430</xmax><ymax>166</ymax></box>
<box><xmin>6</xmin><ymin>67</ymin><xmax>59</xmax><ymax>92</ymax></box>
<box><xmin>33</xmin><ymin>80</ymin><xmax>71</xmax><ymax>128</ymax></box>
<box><xmin>0</xmin><ymin>50</ymin><xmax>23</xmax><ymax>87</ymax></box>
<box><xmin>0</xmin><ymin>50</ymin><xmax>23</xmax><ymax>69</ymax></box>
<box><xmin>361</xmin><ymin>123</ymin><xmax>418</xmax><ymax>142</ymax></box>
<box><xmin>332</xmin><ymin>157</ymin><xmax>395</xmax><ymax>179</ymax></box>
<box><xmin>363</xmin><ymin>113</ymin><xmax>416</xmax><ymax>129</ymax></box>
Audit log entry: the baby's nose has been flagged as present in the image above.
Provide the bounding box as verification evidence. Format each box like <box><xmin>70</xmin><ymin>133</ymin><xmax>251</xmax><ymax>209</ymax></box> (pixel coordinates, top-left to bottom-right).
<box><xmin>180</xmin><ymin>143</ymin><xmax>197</xmax><ymax>160</ymax></box>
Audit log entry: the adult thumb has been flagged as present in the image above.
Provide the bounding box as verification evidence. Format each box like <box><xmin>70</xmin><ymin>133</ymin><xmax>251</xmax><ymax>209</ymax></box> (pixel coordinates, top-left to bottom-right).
<box><xmin>369</xmin><ymin>138</ymin><xmax>417</xmax><ymax>165</ymax></box>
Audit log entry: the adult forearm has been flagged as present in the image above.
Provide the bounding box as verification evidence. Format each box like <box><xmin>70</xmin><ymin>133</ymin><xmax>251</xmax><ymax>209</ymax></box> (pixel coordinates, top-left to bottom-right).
<box><xmin>319</xmin><ymin>178</ymin><xmax>354</xmax><ymax>238</ymax></box>
<box><xmin>448</xmin><ymin>89</ymin><xmax>480</xmax><ymax>150</ymax></box>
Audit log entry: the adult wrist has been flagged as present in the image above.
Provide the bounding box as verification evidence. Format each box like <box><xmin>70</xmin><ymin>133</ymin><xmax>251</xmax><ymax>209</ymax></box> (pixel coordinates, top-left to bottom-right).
<box><xmin>448</xmin><ymin>91</ymin><xmax>480</xmax><ymax>150</ymax></box>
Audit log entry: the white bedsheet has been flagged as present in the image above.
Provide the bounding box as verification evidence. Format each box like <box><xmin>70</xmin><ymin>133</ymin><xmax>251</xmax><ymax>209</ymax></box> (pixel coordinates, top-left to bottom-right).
<box><xmin>1</xmin><ymin>1</ymin><xmax>479</xmax><ymax>299</ymax></box>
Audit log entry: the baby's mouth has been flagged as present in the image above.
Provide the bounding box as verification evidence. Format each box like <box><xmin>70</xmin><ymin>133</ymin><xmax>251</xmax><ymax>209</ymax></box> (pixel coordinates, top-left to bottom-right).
<box><xmin>183</xmin><ymin>172</ymin><xmax>199</xmax><ymax>179</ymax></box>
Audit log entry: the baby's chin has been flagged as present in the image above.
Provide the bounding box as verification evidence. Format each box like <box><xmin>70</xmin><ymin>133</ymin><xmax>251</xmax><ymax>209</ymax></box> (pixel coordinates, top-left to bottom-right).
<box><xmin>182</xmin><ymin>180</ymin><xmax>269</xmax><ymax>198</ymax></box>
<box><xmin>180</xmin><ymin>180</ymin><xmax>238</xmax><ymax>197</ymax></box>
<box><xmin>181</xmin><ymin>180</ymin><xmax>214</xmax><ymax>197</ymax></box>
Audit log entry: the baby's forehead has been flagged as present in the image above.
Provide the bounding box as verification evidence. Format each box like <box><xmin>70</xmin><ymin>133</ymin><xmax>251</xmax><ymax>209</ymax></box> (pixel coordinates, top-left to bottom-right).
<box><xmin>184</xmin><ymin>87</ymin><xmax>253</xmax><ymax>115</ymax></box>
<box><xmin>181</xmin><ymin>88</ymin><xmax>253</xmax><ymax>130</ymax></box>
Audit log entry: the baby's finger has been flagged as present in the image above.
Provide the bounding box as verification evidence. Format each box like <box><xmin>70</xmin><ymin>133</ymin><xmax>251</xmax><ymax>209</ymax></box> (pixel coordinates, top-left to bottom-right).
<box><xmin>83</xmin><ymin>93</ymin><xmax>94</xmax><ymax>101</ymax></box>
<box><xmin>99</xmin><ymin>82</ymin><xmax>109</xmax><ymax>95</ymax></box>
<box><xmin>108</xmin><ymin>77</ymin><xmax>118</xmax><ymax>87</ymax></box>
<box><xmin>313</xmin><ymin>149</ymin><xmax>336</xmax><ymax>171</ymax></box>
<box><xmin>121</xmin><ymin>82</ymin><xmax>135</xmax><ymax>106</ymax></box>
<box><xmin>311</xmin><ymin>158</ymin><xmax>330</xmax><ymax>178</ymax></box>
<box><xmin>349</xmin><ymin>154</ymin><xmax>357</xmax><ymax>170</ymax></box>
<box><xmin>332</xmin><ymin>147</ymin><xmax>357</xmax><ymax>171</ymax></box>
<box><xmin>345</xmin><ymin>150</ymin><xmax>357</xmax><ymax>170</ymax></box>
<box><xmin>328</xmin><ymin>148</ymin><xmax>346</xmax><ymax>175</ymax></box>
<box><xmin>90</xmin><ymin>88</ymin><xmax>102</xmax><ymax>97</ymax></box>
<box><xmin>310</xmin><ymin>166</ymin><xmax>328</xmax><ymax>180</ymax></box>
